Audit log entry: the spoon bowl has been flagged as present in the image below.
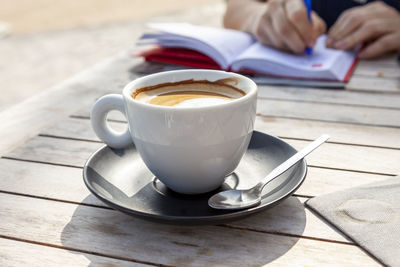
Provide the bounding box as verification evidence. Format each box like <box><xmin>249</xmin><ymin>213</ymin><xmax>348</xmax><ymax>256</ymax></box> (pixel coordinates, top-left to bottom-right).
<box><xmin>208</xmin><ymin>134</ymin><xmax>330</xmax><ymax>210</ymax></box>
<box><xmin>208</xmin><ymin>189</ymin><xmax>261</xmax><ymax>210</ymax></box>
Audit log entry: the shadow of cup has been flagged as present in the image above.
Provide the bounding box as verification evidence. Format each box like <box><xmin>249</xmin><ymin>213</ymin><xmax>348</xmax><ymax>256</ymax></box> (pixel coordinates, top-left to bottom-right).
<box><xmin>60</xmin><ymin>193</ymin><xmax>306</xmax><ymax>266</ymax></box>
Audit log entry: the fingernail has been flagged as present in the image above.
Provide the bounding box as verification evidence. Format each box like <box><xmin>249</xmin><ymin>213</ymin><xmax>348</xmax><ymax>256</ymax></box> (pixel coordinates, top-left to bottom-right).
<box><xmin>308</xmin><ymin>38</ymin><xmax>315</xmax><ymax>47</ymax></box>
<box><xmin>334</xmin><ymin>40</ymin><xmax>346</xmax><ymax>49</ymax></box>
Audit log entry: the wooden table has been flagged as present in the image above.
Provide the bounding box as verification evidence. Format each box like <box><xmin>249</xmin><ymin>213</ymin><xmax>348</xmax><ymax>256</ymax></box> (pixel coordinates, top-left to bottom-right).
<box><xmin>1</xmin><ymin>6</ymin><xmax>400</xmax><ymax>267</ymax></box>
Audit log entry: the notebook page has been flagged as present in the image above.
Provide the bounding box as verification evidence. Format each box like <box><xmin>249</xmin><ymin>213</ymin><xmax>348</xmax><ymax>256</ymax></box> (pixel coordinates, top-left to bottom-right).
<box><xmin>148</xmin><ymin>23</ymin><xmax>255</xmax><ymax>69</ymax></box>
<box><xmin>235</xmin><ymin>36</ymin><xmax>341</xmax><ymax>69</ymax></box>
<box><xmin>231</xmin><ymin>35</ymin><xmax>356</xmax><ymax>80</ymax></box>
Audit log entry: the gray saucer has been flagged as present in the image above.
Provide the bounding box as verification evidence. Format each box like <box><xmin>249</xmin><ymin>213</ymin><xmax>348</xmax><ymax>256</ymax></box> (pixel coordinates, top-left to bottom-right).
<box><xmin>83</xmin><ymin>131</ymin><xmax>307</xmax><ymax>225</ymax></box>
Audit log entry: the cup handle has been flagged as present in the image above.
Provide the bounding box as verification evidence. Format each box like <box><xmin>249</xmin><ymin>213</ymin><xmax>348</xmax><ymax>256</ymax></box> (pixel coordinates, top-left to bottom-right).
<box><xmin>90</xmin><ymin>94</ymin><xmax>132</xmax><ymax>149</ymax></box>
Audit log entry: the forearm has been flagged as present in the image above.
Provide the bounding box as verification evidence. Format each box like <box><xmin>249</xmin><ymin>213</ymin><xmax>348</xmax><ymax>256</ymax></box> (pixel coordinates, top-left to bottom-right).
<box><xmin>223</xmin><ymin>0</ymin><xmax>267</xmax><ymax>33</ymax></box>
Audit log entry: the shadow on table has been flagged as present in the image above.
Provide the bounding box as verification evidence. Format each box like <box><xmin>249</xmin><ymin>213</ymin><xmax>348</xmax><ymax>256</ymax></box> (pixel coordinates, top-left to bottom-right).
<box><xmin>60</xmin><ymin>194</ymin><xmax>306</xmax><ymax>266</ymax></box>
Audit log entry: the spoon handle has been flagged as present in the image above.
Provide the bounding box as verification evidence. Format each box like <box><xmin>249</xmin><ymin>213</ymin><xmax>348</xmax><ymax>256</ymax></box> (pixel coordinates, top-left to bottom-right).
<box><xmin>255</xmin><ymin>134</ymin><xmax>330</xmax><ymax>193</ymax></box>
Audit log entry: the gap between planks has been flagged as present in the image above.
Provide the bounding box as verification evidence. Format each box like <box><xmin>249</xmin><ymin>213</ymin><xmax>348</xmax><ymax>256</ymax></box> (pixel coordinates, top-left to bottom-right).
<box><xmin>305</xmin><ymin>165</ymin><xmax>396</xmax><ymax>177</ymax></box>
<box><xmin>38</xmin><ymin>132</ymin><xmax>400</xmax><ymax>151</ymax></box>
<box><xmin>71</xmin><ymin>112</ymin><xmax>400</xmax><ymax>131</ymax></box>
<box><xmin>220</xmin><ymin>224</ymin><xmax>354</xmax><ymax>246</ymax></box>
<box><xmin>0</xmin><ymin>188</ymin><xmax>310</xmax><ymax>208</ymax></box>
<box><xmin>255</xmin><ymin>114</ymin><xmax>400</xmax><ymax>130</ymax></box>
<box><xmin>1</xmin><ymin>156</ymin><xmax>83</xmax><ymax>169</ymax></box>
<box><xmin>258</xmin><ymin>96</ymin><xmax>400</xmax><ymax>111</ymax></box>
<box><xmin>0</xmin><ymin>234</ymin><xmax>166</xmax><ymax>267</ymax></box>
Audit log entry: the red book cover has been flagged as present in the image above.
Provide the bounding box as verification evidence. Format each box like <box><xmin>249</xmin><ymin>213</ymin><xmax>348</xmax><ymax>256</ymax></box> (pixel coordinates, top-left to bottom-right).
<box><xmin>134</xmin><ymin>46</ymin><xmax>223</xmax><ymax>70</ymax></box>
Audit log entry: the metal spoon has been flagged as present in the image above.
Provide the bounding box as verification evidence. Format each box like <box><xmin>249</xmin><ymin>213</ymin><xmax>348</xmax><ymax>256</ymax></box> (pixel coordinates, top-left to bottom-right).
<box><xmin>208</xmin><ymin>134</ymin><xmax>330</xmax><ymax>210</ymax></box>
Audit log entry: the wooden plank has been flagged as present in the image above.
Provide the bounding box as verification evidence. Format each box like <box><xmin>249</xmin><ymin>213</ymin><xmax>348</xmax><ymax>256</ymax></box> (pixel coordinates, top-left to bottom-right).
<box><xmin>41</xmin><ymin>116</ymin><xmax>127</xmax><ymax>142</ymax></box>
<box><xmin>225</xmin><ymin>197</ymin><xmax>347</xmax><ymax>242</ymax></box>
<box><xmin>0</xmin><ymin>237</ymin><xmax>146</xmax><ymax>267</ymax></box>
<box><xmin>357</xmin><ymin>55</ymin><xmax>399</xmax><ymax>68</ymax></box>
<box><xmin>0</xmin><ymin>158</ymin><xmax>359</xmax><ymax>243</ymax></box>
<box><xmin>296</xmin><ymin>167</ymin><xmax>394</xmax><ymax>197</ymax></box>
<box><xmin>346</xmin><ymin>75</ymin><xmax>400</xmax><ymax>93</ymax></box>
<box><xmin>347</xmin><ymin>55</ymin><xmax>399</xmax><ymax>93</ymax></box>
<box><xmin>353</xmin><ymin>65</ymin><xmax>400</xmax><ymax>79</ymax></box>
<box><xmin>257</xmin><ymin>98</ymin><xmax>400</xmax><ymax>127</ymax></box>
<box><xmin>0</xmin><ymin>193</ymin><xmax>379</xmax><ymax>266</ymax></box>
<box><xmin>257</xmin><ymin>85</ymin><xmax>400</xmax><ymax>109</ymax></box>
<box><xmin>286</xmin><ymin>139</ymin><xmax>400</xmax><ymax>175</ymax></box>
<box><xmin>5</xmin><ymin>132</ymin><xmax>400</xmax><ymax>175</ymax></box>
<box><xmin>0</xmin><ymin>158</ymin><xmax>100</xmax><ymax>206</ymax></box>
<box><xmin>41</xmin><ymin>116</ymin><xmax>400</xmax><ymax>149</ymax></box>
<box><xmin>255</xmin><ymin>116</ymin><xmax>400</xmax><ymax>149</ymax></box>
<box><xmin>4</xmin><ymin>136</ymin><xmax>102</xmax><ymax>168</ymax></box>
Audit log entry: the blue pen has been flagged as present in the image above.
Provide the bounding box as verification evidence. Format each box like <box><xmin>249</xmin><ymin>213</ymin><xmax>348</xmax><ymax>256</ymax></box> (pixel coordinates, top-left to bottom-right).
<box><xmin>304</xmin><ymin>0</ymin><xmax>312</xmax><ymax>55</ymax></box>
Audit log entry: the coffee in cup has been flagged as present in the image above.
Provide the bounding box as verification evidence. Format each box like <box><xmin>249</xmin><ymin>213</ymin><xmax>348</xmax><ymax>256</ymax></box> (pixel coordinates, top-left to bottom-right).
<box><xmin>132</xmin><ymin>79</ymin><xmax>245</xmax><ymax>107</ymax></box>
<box><xmin>91</xmin><ymin>70</ymin><xmax>257</xmax><ymax>194</ymax></box>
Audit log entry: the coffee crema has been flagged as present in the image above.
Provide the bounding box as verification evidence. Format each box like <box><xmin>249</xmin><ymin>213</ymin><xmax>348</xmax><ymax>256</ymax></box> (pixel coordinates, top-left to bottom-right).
<box><xmin>131</xmin><ymin>79</ymin><xmax>245</xmax><ymax>107</ymax></box>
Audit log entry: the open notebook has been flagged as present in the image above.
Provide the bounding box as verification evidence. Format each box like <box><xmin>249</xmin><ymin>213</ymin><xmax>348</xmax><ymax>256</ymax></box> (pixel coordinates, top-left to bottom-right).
<box><xmin>136</xmin><ymin>23</ymin><xmax>358</xmax><ymax>84</ymax></box>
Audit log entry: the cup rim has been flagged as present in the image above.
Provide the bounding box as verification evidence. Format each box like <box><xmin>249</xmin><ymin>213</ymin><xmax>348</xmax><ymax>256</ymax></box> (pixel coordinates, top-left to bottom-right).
<box><xmin>122</xmin><ymin>69</ymin><xmax>257</xmax><ymax>110</ymax></box>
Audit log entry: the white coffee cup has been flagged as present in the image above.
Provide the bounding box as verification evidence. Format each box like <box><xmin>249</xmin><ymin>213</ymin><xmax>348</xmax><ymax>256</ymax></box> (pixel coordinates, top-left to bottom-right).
<box><xmin>91</xmin><ymin>70</ymin><xmax>257</xmax><ymax>194</ymax></box>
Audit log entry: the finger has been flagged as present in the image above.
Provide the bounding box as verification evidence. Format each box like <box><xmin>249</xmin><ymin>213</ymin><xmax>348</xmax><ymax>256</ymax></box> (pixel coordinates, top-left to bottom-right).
<box><xmin>258</xmin><ymin>24</ymin><xmax>289</xmax><ymax>50</ymax></box>
<box><xmin>358</xmin><ymin>33</ymin><xmax>400</xmax><ymax>59</ymax></box>
<box><xmin>327</xmin><ymin>9</ymin><xmax>364</xmax><ymax>45</ymax></box>
<box><xmin>284</xmin><ymin>0</ymin><xmax>313</xmax><ymax>46</ymax></box>
<box><xmin>268</xmin><ymin>28</ymin><xmax>291</xmax><ymax>52</ymax></box>
<box><xmin>311</xmin><ymin>12</ymin><xmax>327</xmax><ymax>45</ymax></box>
<box><xmin>328</xmin><ymin>1</ymin><xmax>397</xmax><ymax>45</ymax></box>
<box><xmin>266</xmin><ymin>20</ymin><xmax>291</xmax><ymax>51</ymax></box>
<box><xmin>255</xmin><ymin>12</ymin><xmax>290</xmax><ymax>50</ymax></box>
<box><xmin>271</xmin><ymin>1</ymin><xmax>306</xmax><ymax>53</ymax></box>
<box><xmin>334</xmin><ymin>20</ymin><xmax>390</xmax><ymax>50</ymax></box>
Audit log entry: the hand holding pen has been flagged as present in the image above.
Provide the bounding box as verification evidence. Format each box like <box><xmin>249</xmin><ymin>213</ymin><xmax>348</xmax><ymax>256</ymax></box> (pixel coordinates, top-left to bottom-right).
<box><xmin>235</xmin><ymin>0</ymin><xmax>326</xmax><ymax>55</ymax></box>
